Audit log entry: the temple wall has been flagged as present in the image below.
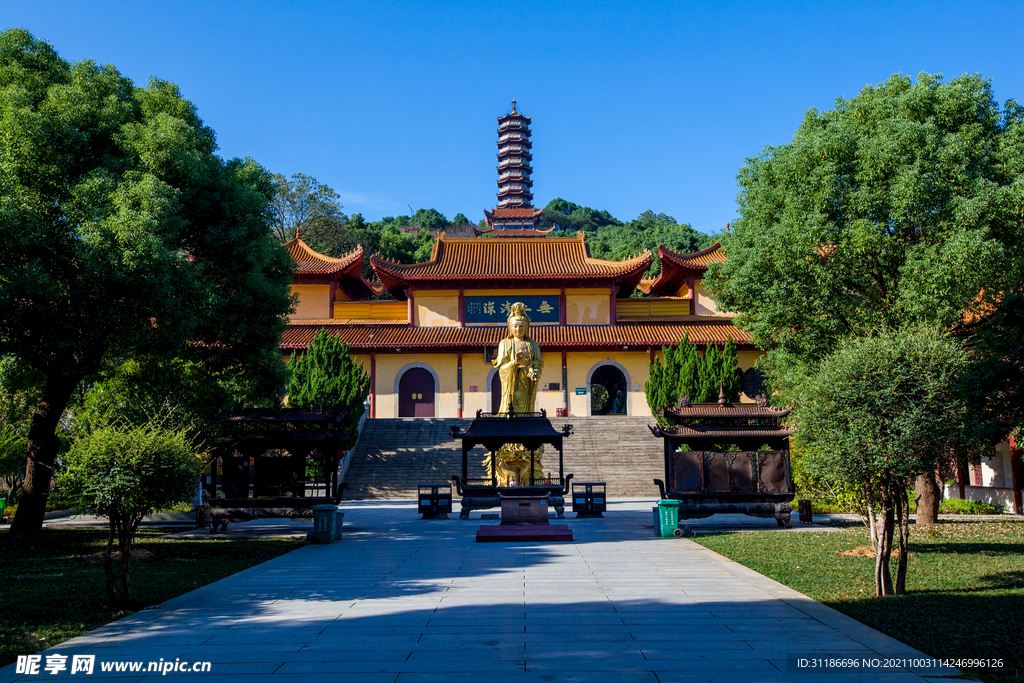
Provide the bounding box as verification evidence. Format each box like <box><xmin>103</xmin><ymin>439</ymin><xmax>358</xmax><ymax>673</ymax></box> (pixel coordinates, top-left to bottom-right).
<box><xmin>290</xmin><ymin>284</ymin><xmax>331</xmax><ymax>320</ymax></box>
<box><xmin>566</xmin><ymin>289</ymin><xmax>610</xmax><ymax>325</ymax></box>
<box><xmin>462</xmin><ymin>353</ymin><xmax>493</xmax><ymax>416</ymax></box>
<box><xmin>334</xmin><ymin>300</ymin><xmax>406</xmax><ymax>320</ymax></box>
<box><xmin>414</xmin><ymin>293</ymin><xmax>459</xmax><ymax>327</ymax></box>
<box><xmin>565</xmin><ymin>351</ymin><xmax>651</xmax><ymax>417</ymax></box>
<box><xmin>371</xmin><ymin>353</ymin><xmax>459</xmax><ymax>418</ymax></box>
<box><xmin>693</xmin><ymin>283</ymin><xmax>719</xmax><ymax>315</ymax></box>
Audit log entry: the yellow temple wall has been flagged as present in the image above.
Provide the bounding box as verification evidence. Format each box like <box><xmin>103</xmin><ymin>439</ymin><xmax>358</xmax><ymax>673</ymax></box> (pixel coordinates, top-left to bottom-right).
<box><xmin>693</xmin><ymin>283</ymin><xmax>719</xmax><ymax>315</ymax></box>
<box><xmin>565</xmin><ymin>351</ymin><xmax>651</xmax><ymax>417</ymax></box>
<box><xmin>371</xmin><ymin>353</ymin><xmax>460</xmax><ymax>418</ymax></box>
<box><xmin>615</xmin><ymin>298</ymin><xmax>689</xmax><ymax>318</ymax></box>
<box><xmin>333</xmin><ymin>300</ymin><xmax>406</xmax><ymax>320</ymax></box>
<box><xmin>413</xmin><ymin>291</ymin><xmax>459</xmax><ymax>327</ymax></box>
<box><xmin>565</xmin><ymin>289</ymin><xmax>610</xmax><ymax>325</ymax></box>
<box><xmin>462</xmin><ymin>354</ymin><xmax>493</xmax><ymax>416</ymax></box>
<box><xmin>290</xmin><ymin>284</ymin><xmax>331</xmax><ymax>320</ymax></box>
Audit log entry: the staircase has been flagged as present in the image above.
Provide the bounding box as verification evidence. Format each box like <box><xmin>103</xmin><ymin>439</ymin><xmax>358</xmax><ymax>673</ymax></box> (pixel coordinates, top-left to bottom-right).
<box><xmin>344</xmin><ymin>416</ymin><xmax>664</xmax><ymax>500</ymax></box>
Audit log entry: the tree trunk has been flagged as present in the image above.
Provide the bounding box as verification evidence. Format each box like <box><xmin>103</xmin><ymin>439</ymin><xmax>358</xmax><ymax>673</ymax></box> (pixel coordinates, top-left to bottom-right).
<box><xmin>863</xmin><ymin>484</ymin><xmax>880</xmax><ymax>552</ymax></box>
<box><xmin>914</xmin><ymin>472</ymin><xmax>941</xmax><ymax>525</ymax></box>
<box><xmin>103</xmin><ymin>519</ymin><xmax>123</xmax><ymax>604</ymax></box>
<box><xmin>895</xmin><ymin>484</ymin><xmax>910</xmax><ymax>595</ymax></box>
<box><xmin>875</xmin><ymin>481</ymin><xmax>895</xmax><ymax>597</ymax></box>
<box><xmin>9</xmin><ymin>374</ymin><xmax>80</xmax><ymax>536</ymax></box>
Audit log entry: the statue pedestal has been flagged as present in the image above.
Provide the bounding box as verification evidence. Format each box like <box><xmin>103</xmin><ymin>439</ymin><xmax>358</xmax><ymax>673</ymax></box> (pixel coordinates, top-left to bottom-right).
<box><xmin>499</xmin><ymin>493</ymin><xmax>549</xmax><ymax>525</ymax></box>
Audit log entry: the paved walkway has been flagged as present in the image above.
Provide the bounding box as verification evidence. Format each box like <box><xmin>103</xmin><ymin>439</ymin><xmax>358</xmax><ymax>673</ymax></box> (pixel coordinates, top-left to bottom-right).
<box><xmin>1</xmin><ymin>501</ymin><xmax>957</xmax><ymax>683</ymax></box>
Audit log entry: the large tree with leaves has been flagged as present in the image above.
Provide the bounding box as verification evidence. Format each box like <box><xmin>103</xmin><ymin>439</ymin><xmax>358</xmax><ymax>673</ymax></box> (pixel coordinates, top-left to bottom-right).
<box><xmin>0</xmin><ymin>30</ymin><xmax>294</xmax><ymax>535</ymax></box>
<box><xmin>705</xmin><ymin>72</ymin><xmax>1024</xmax><ymax>519</ymax></box>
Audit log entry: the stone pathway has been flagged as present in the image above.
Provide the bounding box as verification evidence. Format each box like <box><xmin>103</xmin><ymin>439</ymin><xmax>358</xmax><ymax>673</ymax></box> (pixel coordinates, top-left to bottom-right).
<box><xmin>1</xmin><ymin>501</ymin><xmax>957</xmax><ymax>683</ymax></box>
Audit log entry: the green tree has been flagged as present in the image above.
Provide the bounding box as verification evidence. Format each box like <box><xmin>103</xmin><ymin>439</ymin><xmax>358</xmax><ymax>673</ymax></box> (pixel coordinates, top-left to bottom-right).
<box><xmin>645</xmin><ymin>334</ymin><xmax>742</xmax><ymax>422</ymax></box>
<box><xmin>286</xmin><ymin>331</ymin><xmax>369</xmax><ymax>451</ymax></box>
<box><xmin>797</xmin><ymin>328</ymin><xmax>970</xmax><ymax>596</ymax></box>
<box><xmin>271</xmin><ymin>172</ymin><xmax>348</xmax><ymax>245</ymax></box>
<box><xmin>409</xmin><ymin>208</ymin><xmax>448</xmax><ymax>233</ymax></box>
<box><xmin>76</xmin><ymin>357</ymin><xmax>240</xmax><ymax>447</ymax></box>
<box><xmin>60</xmin><ymin>416</ymin><xmax>200</xmax><ymax>603</ymax></box>
<box><xmin>704</xmin><ymin>72</ymin><xmax>1024</xmax><ymax>520</ymax></box>
<box><xmin>0</xmin><ymin>30</ymin><xmax>293</xmax><ymax>535</ymax></box>
<box><xmin>706</xmin><ymin>72</ymin><xmax>1020</xmax><ymax>382</ymax></box>
<box><xmin>0</xmin><ymin>356</ymin><xmax>38</xmax><ymax>497</ymax></box>
<box><xmin>542</xmin><ymin>198</ymin><xmax>622</xmax><ymax>233</ymax></box>
<box><xmin>451</xmin><ymin>212</ymin><xmax>471</xmax><ymax>226</ymax></box>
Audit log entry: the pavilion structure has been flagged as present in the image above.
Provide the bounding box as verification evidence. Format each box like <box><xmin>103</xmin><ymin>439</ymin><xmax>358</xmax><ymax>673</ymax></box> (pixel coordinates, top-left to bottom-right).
<box><xmin>278</xmin><ymin>104</ymin><xmax>763</xmax><ymax>420</ymax></box>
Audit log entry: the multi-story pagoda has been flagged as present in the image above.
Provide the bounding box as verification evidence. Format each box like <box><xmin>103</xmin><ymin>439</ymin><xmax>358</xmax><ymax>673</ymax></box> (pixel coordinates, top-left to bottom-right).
<box><xmin>483</xmin><ymin>99</ymin><xmax>549</xmax><ymax>236</ymax></box>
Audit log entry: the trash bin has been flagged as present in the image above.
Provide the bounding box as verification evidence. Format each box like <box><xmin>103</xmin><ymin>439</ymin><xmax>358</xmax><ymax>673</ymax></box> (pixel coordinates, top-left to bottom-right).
<box><xmin>311</xmin><ymin>504</ymin><xmax>337</xmax><ymax>544</ymax></box>
<box><xmin>657</xmin><ymin>499</ymin><xmax>682</xmax><ymax>538</ymax></box>
<box><xmin>334</xmin><ymin>511</ymin><xmax>344</xmax><ymax>540</ymax></box>
<box><xmin>0</xmin><ymin>497</ymin><xmax>5</xmax><ymax>522</ymax></box>
<box><xmin>798</xmin><ymin>499</ymin><xmax>812</xmax><ymax>524</ymax></box>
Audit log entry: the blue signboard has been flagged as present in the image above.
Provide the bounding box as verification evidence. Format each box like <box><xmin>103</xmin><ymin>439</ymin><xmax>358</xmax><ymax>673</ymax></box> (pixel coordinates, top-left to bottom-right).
<box><xmin>465</xmin><ymin>295</ymin><xmax>559</xmax><ymax>324</ymax></box>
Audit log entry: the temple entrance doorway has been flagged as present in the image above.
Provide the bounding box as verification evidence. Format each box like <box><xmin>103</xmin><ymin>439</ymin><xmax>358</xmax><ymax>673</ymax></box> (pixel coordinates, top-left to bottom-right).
<box><xmin>399</xmin><ymin>367</ymin><xmax>435</xmax><ymax>417</ymax></box>
<box><xmin>590</xmin><ymin>364</ymin><xmax>627</xmax><ymax>415</ymax></box>
<box><xmin>491</xmin><ymin>372</ymin><xmax>502</xmax><ymax>414</ymax></box>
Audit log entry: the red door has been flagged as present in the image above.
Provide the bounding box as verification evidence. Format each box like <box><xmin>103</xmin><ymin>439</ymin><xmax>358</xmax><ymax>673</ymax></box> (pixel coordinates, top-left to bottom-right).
<box><xmin>399</xmin><ymin>368</ymin><xmax>435</xmax><ymax>417</ymax></box>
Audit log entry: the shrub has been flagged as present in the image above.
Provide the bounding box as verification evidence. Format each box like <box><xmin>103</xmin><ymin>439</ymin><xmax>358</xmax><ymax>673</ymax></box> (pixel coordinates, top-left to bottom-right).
<box><xmin>939</xmin><ymin>498</ymin><xmax>1003</xmax><ymax>515</ymax></box>
<box><xmin>59</xmin><ymin>417</ymin><xmax>201</xmax><ymax>603</ymax></box>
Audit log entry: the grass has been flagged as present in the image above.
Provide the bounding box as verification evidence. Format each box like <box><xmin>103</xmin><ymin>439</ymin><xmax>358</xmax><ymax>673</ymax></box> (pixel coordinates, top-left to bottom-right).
<box><xmin>0</xmin><ymin>527</ymin><xmax>304</xmax><ymax>667</ymax></box>
<box><xmin>694</xmin><ymin>521</ymin><xmax>1024</xmax><ymax>683</ymax></box>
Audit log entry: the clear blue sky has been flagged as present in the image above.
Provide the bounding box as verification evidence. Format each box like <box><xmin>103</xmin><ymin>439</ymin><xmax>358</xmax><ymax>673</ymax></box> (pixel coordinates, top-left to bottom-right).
<box><xmin>5</xmin><ymin>1</ymin><xmax>1022</xmax><ymax>235</ymax></box>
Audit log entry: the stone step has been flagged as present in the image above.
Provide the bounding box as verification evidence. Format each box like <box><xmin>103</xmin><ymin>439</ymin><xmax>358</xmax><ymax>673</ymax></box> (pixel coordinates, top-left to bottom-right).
<box><xmin>344</xmin><ymin>417</ymin><xmax>664</xmax><ymax>500</ymax></box>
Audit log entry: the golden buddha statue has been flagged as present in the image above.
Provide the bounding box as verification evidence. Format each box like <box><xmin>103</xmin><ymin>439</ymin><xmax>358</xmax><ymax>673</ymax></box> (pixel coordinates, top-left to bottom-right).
<box><xmin>486</xmin><ymin>302</ymin><xmax>545</xmax><ymax>486</ymax></box>
<box><xmin>495</xmin><ymin>302</ymin><xmax>543</xmax><ymax>415</ymax></box>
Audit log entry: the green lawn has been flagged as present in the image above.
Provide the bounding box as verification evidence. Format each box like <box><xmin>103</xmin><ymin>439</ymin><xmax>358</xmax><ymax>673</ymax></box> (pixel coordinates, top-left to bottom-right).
<box><xmin>694</xmin><ymin>521</ymin><xmax>1024</xmax><ymax>683</ymax></box>
<box><xmin>0</xmin><ymin>528</ymin><xmax>304</xmax><ymax>667</ymax></box>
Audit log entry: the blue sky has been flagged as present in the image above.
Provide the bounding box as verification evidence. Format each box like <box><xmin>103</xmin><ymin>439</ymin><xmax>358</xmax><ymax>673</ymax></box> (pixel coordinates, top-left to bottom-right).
<box><xmin>5</xmin><ymin>1</ymin><xmax>1022</xmax><ymax>235</ymax></box>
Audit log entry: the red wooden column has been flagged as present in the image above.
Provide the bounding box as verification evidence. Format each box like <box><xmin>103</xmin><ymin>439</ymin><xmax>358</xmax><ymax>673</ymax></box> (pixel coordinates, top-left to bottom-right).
<box><xmin>561</xmin><ymin>351</ymin><xmax>568</xmax><ymax>415</ymax></box>
<box><xmin>457</xmin><ymin>352</ymin><xmax>463</xmax><ymax>418</ymax></box>
<box><xmin>687</xmin><ymin>278</ymin><xmax>697</xmax><ymax>315</ymax></box>
<box><xmin>458</xmin><ymin>289</ymin><xmax>465</xmax><ymax>328</ymax></box>
<box><xmin>609</xmin><ymin>285</ymin><xmax>618</xmax><ymax>326</ymax></box>
<box><xmin>406</xmin><ymin>288</ymin><xmax>414</xmax><ymax>327</ymax></box>
<box><xmin>369</xmin><ymin>353</ymin><xmax>376</xmax><ymax>418</ymax></box>
<box><xmin>559</xmin><ymin>287</ymin><xmax>566</xmax><ymax>326</ymax></box>
<box><xmin>1010</xmin><ymin>435</ymin><xmax>1023</xmax><ymax>515</ymax></box>
<box><xmin>328</xmin><ymin>281</ymin><xmax>338</xmax><ymax>319</ymax></box>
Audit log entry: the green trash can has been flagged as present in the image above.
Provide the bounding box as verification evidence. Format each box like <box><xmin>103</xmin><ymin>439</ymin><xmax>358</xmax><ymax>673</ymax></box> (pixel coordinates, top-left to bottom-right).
<box><xmin>0</xmin><ymin>498</ymin><xmax>5</xmax><ymax>522</ymax></box>
<box><xmin>657</xmin><ymin>499</ymin><xmax>682</xmax><ymax>538</ymax></box>
<box><xmin>311</xmin><ymin>504</ymin><xmax>337</xmax><ymax>544</ymax></box>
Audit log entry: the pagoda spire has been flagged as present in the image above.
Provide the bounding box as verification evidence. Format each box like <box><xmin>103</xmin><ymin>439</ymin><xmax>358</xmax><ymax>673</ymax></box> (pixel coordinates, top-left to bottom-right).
<box><xmin>495</xmin><ymin>100</ymin><xmax>534</xmax><ymax>209</ymax></box>
<box><xmin>481</xmin><ymin>101</ymin><xmax>546</xmax><ymax>236</ymax></box>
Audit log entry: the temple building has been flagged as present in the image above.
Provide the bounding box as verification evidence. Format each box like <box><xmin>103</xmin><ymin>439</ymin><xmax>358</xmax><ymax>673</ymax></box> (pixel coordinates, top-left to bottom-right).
<box><xmin>280</xmin><ymin>102</ymin><xmax>762</xmax><ymax>419</ymax></box>
<box><xmin>282</xmin><ymin>233</ymin><xmax>758</xmax><ymax>419</ymax></box>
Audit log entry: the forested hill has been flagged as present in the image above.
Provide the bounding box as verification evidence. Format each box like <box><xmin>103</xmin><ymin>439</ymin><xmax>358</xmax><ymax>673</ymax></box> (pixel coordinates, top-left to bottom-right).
<box><xmin>540</xmin><ymin>198</ymin><xmax>716</xmax><ymax>274</ymax></box>
<box><xmin>273</xmin><ymin>175</ymin><xmax>718</xmax><ymax>286</ymax></box>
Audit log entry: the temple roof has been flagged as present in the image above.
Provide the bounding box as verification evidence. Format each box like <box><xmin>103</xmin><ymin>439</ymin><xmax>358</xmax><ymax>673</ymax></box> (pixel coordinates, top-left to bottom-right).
<box><xmin>369</xmin><ymin>233</ymin><xmax>652</xmax><ymax>300</ymax></box>
<box><xmin>284</xmin><ymin>236</ymin><xmax>363</xmax><ymax>276</ymax></box>
<box><xmin>280</xmin><ymin>319</ymin><xmax>751</xmax><ymax>351</ymax></box>
<box><xmin>474</xmin><ymin>227</ymin><xmax>557</xmax><ymax>238</ymax></box>
<box><xmin>283</xmin><ymin>236</ymin><xmax>381</xmax><ymax>299</ymax></box>
<box><xmin>651</xmin><ymin>424</ymin><xmax>795</xmax><ymax>439</ymax></box>
<box><xmin>640</xmin><ymin>242</ymin><xmax>727</xmax><ymax>296</ymax></box>
<box><xmin>661</xmin><ymin>401</ymin><xmax>791</xmax><ymax>419</ymax></box>
<box><xmin>484</xmin><ymin>207</ymin><xmax>543</xmax><ymax>219</ymax></box>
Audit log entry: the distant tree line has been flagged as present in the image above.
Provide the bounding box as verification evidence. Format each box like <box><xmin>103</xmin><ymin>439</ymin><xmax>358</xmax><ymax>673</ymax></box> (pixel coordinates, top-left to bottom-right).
<box><xmin>274</xmin><ymin>175</ymin><xmax>715</xmax><ymax>285</ymax></box>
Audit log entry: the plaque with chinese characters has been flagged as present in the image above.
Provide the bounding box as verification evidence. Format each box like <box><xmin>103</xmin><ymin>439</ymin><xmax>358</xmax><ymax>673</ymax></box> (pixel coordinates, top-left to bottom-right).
<box><xmin>464</xmin><ymin>295</ymin><xmax>559</xmax><ymax>324</ymax></box>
